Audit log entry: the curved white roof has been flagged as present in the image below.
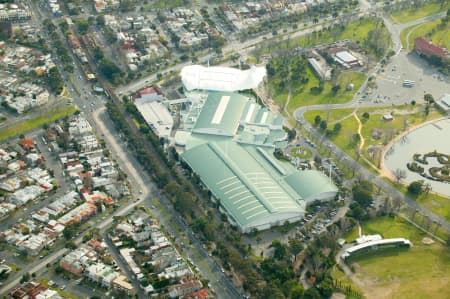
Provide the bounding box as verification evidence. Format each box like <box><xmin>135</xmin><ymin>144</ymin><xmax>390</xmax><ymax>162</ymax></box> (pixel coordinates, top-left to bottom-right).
<box><xmin>181</xmin><ymin>65</ymin><xmax>266</xmax><ymax>92</ymax></box>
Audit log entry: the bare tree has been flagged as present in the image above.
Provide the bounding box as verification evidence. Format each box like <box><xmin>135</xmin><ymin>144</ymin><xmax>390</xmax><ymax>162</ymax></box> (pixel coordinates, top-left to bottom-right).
<box><xmin>423</xmin><ymin>183</ymin><xmax>432</xmax><ymax>198</ymax></box>
<box><xmin>411</xmin><ymin>208</ymin><xmax>419</xmax><ymax>221</ymax></box>
<box><xmin>393</xmin><ymin>168</ymin><xmax>406</xmax><ymax>183</ymax></box>
<box><xmin>402</xmin><ymin>116</ymin><xmax>409</xmax><ymax>131</ymax></box>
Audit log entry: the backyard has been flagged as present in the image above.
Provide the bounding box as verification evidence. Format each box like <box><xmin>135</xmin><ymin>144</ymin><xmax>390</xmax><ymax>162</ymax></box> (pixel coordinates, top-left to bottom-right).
<box><xmin>344</xmin><ymin>216</ymin><xmax>450</xmax><ymax>299</ymax></box>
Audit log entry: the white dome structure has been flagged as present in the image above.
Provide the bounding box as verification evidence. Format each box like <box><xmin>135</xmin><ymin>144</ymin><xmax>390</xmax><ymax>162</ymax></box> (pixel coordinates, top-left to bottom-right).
<box><xmin>181</xmin><ymin>65</ymin><xmax>266</xmax><ymax>92</ymax></box>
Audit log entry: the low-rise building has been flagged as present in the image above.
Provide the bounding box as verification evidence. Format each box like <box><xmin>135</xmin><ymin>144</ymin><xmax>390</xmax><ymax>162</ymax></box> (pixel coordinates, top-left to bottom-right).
<box><xmin>436</xmin><ymin>94</ymin><xmax>450</xmax><ymax>114</ymax></box>
<box><xmin>57</xmin><ymin>202</ymin><xmax>97</xmax><ymax>225</ymax></box>
<box><xmin>414</xmin><ymin>37</ymin><xmax>449</xmax><ymax>58</ymax></box>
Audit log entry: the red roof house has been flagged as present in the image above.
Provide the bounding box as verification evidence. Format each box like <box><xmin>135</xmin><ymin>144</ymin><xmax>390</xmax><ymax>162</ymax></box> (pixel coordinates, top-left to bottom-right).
<box><xmin>414</xmin><ymin>37</ymin><xmax>449</xmax><ymax>58</ymax></box>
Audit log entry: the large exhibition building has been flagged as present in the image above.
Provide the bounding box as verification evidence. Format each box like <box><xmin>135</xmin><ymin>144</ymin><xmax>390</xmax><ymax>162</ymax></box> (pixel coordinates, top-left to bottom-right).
<box><xmin>175</xmin><ymin>65</ymin><xmax>337</xmax><ymax>233</ymax></box>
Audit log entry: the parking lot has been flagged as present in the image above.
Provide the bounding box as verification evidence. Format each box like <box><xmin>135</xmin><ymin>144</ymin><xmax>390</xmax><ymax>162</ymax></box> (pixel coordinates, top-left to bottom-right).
<box><xmin>360</xmin><ymin>51</ymin><xmax>449</xmax><ymax>105</ymax></box>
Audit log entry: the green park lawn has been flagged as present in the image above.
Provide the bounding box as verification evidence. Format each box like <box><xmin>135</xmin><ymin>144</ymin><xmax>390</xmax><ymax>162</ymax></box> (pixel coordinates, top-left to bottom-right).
<box><xmin>359</xmin><ymin>216</ymin><xmax>426</xmax><ymax>243</ymax></box>
<box><xmin>276</xmin><ymin>67</ymin><xmax>366</xmax><ymax>113</ymax></box>
<box><xmin>305</xmin><ymin>108</ymin><xmax>360</xmax><ymax>160</ymax></box>
<box><xmin>390</xmin><ymin>1</ymin><xmax>449</xmax><ymax>24</ymax></box>
<box><xmin>304</xmin><ymin>104</ymin><xmax>444</xmax><ymax>165</ymax></box>
<box><xmin>261</xmin><ymin>18</ymin><xmax>388</xmax><ymax>58</ymax></box>
<box><xmin>345</xmin><ymin>216</ymin><xmax>450</xmax><ymax>299</ymax></box>
<box><xmin>400</xmin><ymin>18</ymin><xmax>450</xmax><ymax>50</ymax></box>
<box><xmin>0</xmin><ymin>106</ymin><xmax>77</xmax><ymax>141</ymax></box>
<box><xmin>414</xmin><ymin>192</ymin><xmax>450</xmax><ymax>223</ymax></box>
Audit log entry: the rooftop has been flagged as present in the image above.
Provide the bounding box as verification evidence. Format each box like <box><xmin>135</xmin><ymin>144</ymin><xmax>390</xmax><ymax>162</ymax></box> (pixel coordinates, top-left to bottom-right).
<box><xmin>181</xmin><ymin>65</ymin><xmax>266</xmax><ymax>92</ymax></box>
<box><xmin>178</xmin><ymin>90</ymin><xmax>337</xmax><ymax>232</ymax></box>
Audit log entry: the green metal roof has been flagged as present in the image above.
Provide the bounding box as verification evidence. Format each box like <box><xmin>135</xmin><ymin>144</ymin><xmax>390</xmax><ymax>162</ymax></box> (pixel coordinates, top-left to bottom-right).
<box><xmin>193</xmin><ymin>92</ymin><xmax>249</xmax><ymax>136</ymax></box>
<box><xmin>284</xmin><ymin>170</ymin><xmax>338</xmax><ymax>202</ymax></box>
<box><xmin>181</xmin><ymin>140</ymin><xmax>305</xmax><ymax>231</ymax></box>
<box><xmin>180</xmin><ymin>90</ymin><xmax>337</xmax><ymax>232</ymax></box>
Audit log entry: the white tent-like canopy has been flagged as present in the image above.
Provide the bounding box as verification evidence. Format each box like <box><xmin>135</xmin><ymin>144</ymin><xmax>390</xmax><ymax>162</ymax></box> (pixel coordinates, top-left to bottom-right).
<box><xmin>181</xmin><ymin>65</ymin><xmax>266</xmax><ymax>92</ymax></box>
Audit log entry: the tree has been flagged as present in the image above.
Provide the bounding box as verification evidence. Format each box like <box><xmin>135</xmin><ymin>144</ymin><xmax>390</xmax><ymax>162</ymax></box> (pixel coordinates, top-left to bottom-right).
<box><xmin>320</xmin><ymin>120</ymin><xmax>328</xmax><ymax>130</ymax></box>
<box><xmin>76</xmin><ymin>18</ymin><xmax>89</xmax><ymax>34</ymax></box>
<box><xmin>424</xmin><ymin>104</ymin><xmax>430</xmax><ymax>116</ymax></box>
<box><xmin>316</xmin><ymin>275</ymin><xmax>334</xmax><ymax>298</ymax></box>
<box><xmin>96</xmin><ymin>15</ymin><xmax>105</xmax><ymax>27</ymax></box>
<box><xmin>62</xmin><ymin>223</ymin><xmax>77</xmax><ymax>240</ymax></box>
<box><xmin>291</xmin><ymin>284</ymin><xmax>305</xmax><ymax>299</ymax></box>
<box><xmin>407</xmin><ymin>180</ymin><xmax>424</xmax><ymax>195</ymax></box>
<box><xmin>331</xmin><ymin>84</ymin><xmax>341</xmax><ymax>94</ymax></box>
<box><xmin>271</xmin><ymin>240</ymin><xmax>287</xmax><ymax>260</ymax></box>
<box><xmin>353</xmin><ymin>187</ymin><xmax>373</xmax><ymax>208</ymax></box>
<box><xmin>424</xmin><ymin>93</ymin><xmax>434</xmax><ymax>103</ymax></box>
<box><xmin>314</xmin><ymin>115</ymin><xmax>322</xmax><ymax>126</ymax></box>
<box><xmin>65</xmin><ymin>241</ymin><xmax>77</xmax><ymax>249</ymax></box>
<box><xmin>365</xmin><ymin>27</ymin><xmax>391</xmax><ymax>57</ymax></box>
<box><xmin>393</xmin><ymin>168</ymin><xmax>406</xmax><ymax>183</ymax></box>
<box><xmin>20</xmin><ymin>272</ymin><xmax>31</xmax><ymax>284</ymax></box>
<box><xmin>411</xmin><ymin>100</ymin><xmax>416</xmax><ymax>106</ymax></box>
<box><xmin>362</xmin><ymin>112</ymin><xmax>370</xmax><ymax>119</ymax></box>
<box><xmin>304</xmin><ymin>287</ymin><xmax>321</xmax><ymax>299</ymax></box>
<box><xmin>333</xmin><ymin>123</ymin><xmax>342</xmax><ymax>134</ymax></box>
<box><xmin>98</xmin><ymin>58</ymin><xmax>123</xmax><ymax>84</ymax></box>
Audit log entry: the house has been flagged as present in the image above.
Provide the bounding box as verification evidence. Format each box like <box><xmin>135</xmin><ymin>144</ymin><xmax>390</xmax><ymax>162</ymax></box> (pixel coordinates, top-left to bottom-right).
<box><xmin>57</xmin><ymin>202</ymin><xmax>97</xmax><ymax>225</ymax></box>
<box><xmin>60</xmin><ymin>246</ymin><xmax>93</xmax><ymax>275</ymax></box>
<box><xmin>168</xmin><ymin>279</ymin><xmax>203</xmax><ymax>298</ymax></box>
<box><xmin>85</xmin><ymin>262</ymin><xmax>120</xmax><ymax>287</ymax></box>
<box><xmin>112</xmin><ymin>275</ymin><xmax>134</xmax><ymax>295</ymax></box>
<box><xmin>9</xmin><ymin>281</ymin><xmax>46</xmax><ymax>299</ymax></box>
<box><xmin>414</xmin><ymin>37</ymin><xmax>449</xmax><ymax>58</ymax></box>
<box><xmin>19</xmin><ymin>138</ymin><xmax>35</xmax><ymax>150</ymax></box>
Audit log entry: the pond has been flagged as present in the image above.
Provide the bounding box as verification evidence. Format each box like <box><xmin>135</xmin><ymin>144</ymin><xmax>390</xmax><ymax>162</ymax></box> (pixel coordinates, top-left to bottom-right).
<box><xmin>384</xmin><ymin>118</ymin><xmax>450</xmax><ymax>196</ymax></box>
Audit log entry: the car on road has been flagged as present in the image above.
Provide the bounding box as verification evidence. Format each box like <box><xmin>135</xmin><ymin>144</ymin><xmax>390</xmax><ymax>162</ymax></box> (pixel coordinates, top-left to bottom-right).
<box><xmin>60</xmin><ymin>285</ymin><xmax>66</xmax><ymax>290</ymax></box>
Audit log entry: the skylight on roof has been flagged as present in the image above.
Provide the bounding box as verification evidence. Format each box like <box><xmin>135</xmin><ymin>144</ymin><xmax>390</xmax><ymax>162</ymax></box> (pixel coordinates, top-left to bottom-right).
<box><xmin>211</xmin><ymin>95</ymin><xmax>230</xmax><ymax>124</ymax></box>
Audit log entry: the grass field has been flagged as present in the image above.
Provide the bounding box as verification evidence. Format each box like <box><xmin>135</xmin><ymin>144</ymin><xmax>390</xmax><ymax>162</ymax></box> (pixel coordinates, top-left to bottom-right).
<box><xmin>400</xmin><ymin>18</ymin><xmax>450</xmax><ymax>50</ymax></box>
<box><xmin>144</xmin><ymin>0</ymin><xmax>187</xmax><ymax>10</ymax></box>
<box><xmin>0</xmin><ymin>106</ymin><xmax>77</xmax><ymax>141</ymax></box>
<box><xmin>275</xmin><ymin>66</ymin><xmax>366</xmax><ymax>113</ymax></box>
<box><xmin>260</xmin><ymin>18</ymin><xmax>389</xmax><ymax>58</ymax></box>
<box><xmin>390</xmin><ymin>1</ymin><xmax>449</xmax><ymax>24</ymax></box>
<box><xmin>414</xmin><ymin>192</ymin><xmax>450</xmax><ymax>223</ymax></box>
<box><xmin>304</xmin><ymin>104</ymin><xmax>444</xmax><ymax>165</ymax></box>
<box><xmin>345</xmin><ymin>216</ymin><xmax>450</xmax><ymax>299</ymax></box>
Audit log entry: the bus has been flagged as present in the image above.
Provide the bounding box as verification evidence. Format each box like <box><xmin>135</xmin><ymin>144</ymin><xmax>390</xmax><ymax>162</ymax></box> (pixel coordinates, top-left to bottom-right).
<box><xmin>402</xmin><ymin>80</ymin><xmax>415</xmax><ymax>87</ymax></box>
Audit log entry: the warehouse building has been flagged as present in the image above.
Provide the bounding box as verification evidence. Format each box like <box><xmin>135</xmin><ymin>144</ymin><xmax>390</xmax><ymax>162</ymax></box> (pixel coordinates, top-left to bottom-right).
<box><xmin>175</xmin><ymin>85</ymin><xmax>337</xmax><ymax>233</ymax></box>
